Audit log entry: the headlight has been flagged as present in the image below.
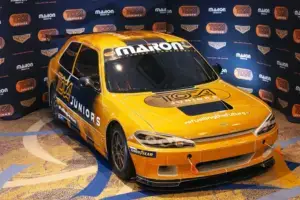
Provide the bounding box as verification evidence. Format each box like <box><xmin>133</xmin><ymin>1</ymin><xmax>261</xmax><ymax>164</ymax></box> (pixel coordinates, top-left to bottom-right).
<box><xmin>134</xmin><ymin>131</ymin><xmax>195</xmax><ymax>148</ymax></box>
<box><xmin>254</xmin><ymin>113</ymin><xmax>276</xmax><ymax>135</ymax></box>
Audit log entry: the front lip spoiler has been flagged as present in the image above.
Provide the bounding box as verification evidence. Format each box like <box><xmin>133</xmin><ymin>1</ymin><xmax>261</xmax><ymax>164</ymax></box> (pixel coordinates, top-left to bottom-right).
<box><xmin>136</xmin><ymin>157</ymin><xmax>275</xmax><ymax>191</ymax></box>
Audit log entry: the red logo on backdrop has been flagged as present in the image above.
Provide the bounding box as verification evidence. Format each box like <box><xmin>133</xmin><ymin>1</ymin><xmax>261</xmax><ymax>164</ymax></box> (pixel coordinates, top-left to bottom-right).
<box><xmin>178</xmin><ymin>6</ymin><xmax>200</xmax><ymax>17</ymax></box>
<box><xmin>0</xmin><ymin>58</ymin><xmax>4</xmax><ymax>65</ymax></box>
<box><xmin>16</xmin><ymin>78</ymin><xmax>36</xmax><ymax>93</ymax></box>
<box><xmin>234</xmin><ymin>68</ymin><xmax>253</xmax><ymax>81</ymax></box>
<box><xmin>276</xmin><ymin>77</ymin><xmax>289</xmax><ymax>92</ymax></box>
<box><xmin>233</xmin><ymin>5</ymin><xmax>252</xmax><ymax>17</ymax></box>
<box><xmin>256</xmin><ymin>25</ymin><xmax>271</xmax><ymax>38</ymax></box>
<box><xmin>38</xmin><ymin>29</ymin><xmax>59</xmax><ymax>42</ymax></box>
<box><xmin>206</xmin><ymin>23</ymin><xmax>228</xmax><ymax>34</ymax></box>
<box><xmin>0</xmin><ymin>104</ymin><xmax>14</xmax><ymax>117</ymax></box>
<box><xmin>293</xmin><ymin>29</ymin><xmax>300</xmax><ymax>43</ymax></box>
<box><xmin>0</xmin><ymin>37</ymin><xmax>5</xmax><ymax>49</ymax></box>
<box><xmin>9</xmin><ymin>13</ymin><xmax>31</xmax><ymax>27</ymax></box>
<box><xmin>125</xmin><ymin>25</ymin><xmax>144</xmax><ymax>31</ymax></box>
<box><xmin>292</xmin><ymin>104</ymin><xmax>300</xmax><ymax>118</ymax></box>
<box><xmin>93</xmin><ymin>24</ymin><xmax>117</xmax><ymax>33</ymax></box>
<box><xmin>42</xmin><ymin>92</ymin><xmax>49</xmax><ymax>103</ymax></box>
<box><xmin>152</xmin><ymin>22</ymin><xmax>166</xmax><ymax>32</ymax></box>
<box><xmin>274</xmin><ymin>7</ymin><xmax>289</xmax><ymax>20</ymax></box>
<box><xmin>63</xmin><ymin>9</ymin><xmax>86</xmax><ymax>21</ymax></box>
<box><xmin>167</xmin><ymin>24</ymin><xmax>174</xmax><ymax>34</ymax></box>
<box><xmin>122</xmin><ymin>6</ymin><xmax>146</xmax><ymax>18</ymax></box>
<box><xmin>259</xmin><ymin>89</ymin><xmax>274</xmax><ymax>103</ymax></box>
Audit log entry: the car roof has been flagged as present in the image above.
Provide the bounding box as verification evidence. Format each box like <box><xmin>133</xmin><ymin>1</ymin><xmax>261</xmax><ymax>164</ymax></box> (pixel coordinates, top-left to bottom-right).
<box><xmin>71</xmin><ymin>31</ymin><xmax>186</xmax><ymax>51</ymax></box>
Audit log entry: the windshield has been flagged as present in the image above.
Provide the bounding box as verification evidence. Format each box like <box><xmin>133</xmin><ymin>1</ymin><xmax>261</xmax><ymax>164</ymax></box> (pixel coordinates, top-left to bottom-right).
<box><xmin>104</xmin><ymin>44</ymin><xmax>218</xmax><ymax>93</ymax></box>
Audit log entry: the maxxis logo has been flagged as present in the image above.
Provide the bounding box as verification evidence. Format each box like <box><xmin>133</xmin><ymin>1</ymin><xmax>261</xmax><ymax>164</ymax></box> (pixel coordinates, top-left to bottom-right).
<box><xmin>16</xmin><ymin>62</ymin><xmax>33</xmax><ymax>71</ymax></box>
<box><xmin>292</xmin><ymin>104</ymin><xmax>300</xmax><ymax>118</ymax></box>
<box><xmin>259</xmin><ymin>89</ymin><xmax>274</xmax><ymax>103</ymax></box>
<box><xmin>206</xmin><ymin>23</ymin><xmax>228</xmax><ymax>34</ymax></box>
<box><xmin>233</xmin><ymin>5</ymin><xmax>252</xmax><ymax>17</ymax></box>
<box><xmin>234</xmin><ymin>68</ymin><xmax>253</xmax><ymax>81</ymax></box>
<box><xmin>256</xmin><ymin>25</ymin><xmax>271</xmax><ymax>38</ymax></box>
<box><xmin>293</xmin><ymin>29</ymin><xmax>300</xmax><ymax>43</ymax></box>
<box><xmin>152</xmin><ymin>22</ymin><xmax>166</xmax><ymax>32</ymax></box>
<box><xmin>0</xmin><ymin>104</ymin><xmax>14</xmax><ymax>117</ymax></box>
<box><xmin>16</xmin><ymin>78</ymin><xmax>36</xmax><ymax>93</ymax></box>
<box><xmin>9</xmin><ymin>13</ymin><xmax>31</xmax><ymax>27</ymax></box>
<box><xmin>274</xmin><ymin>7</ymin><xmax>289</xmax><ymax>20</ymax></box>
<box><xmin>63</xmin><ymin>9</ymin><xmax>86</xmax><ymax>21</ymax></box>
<box><xmin>122</xmin><ymin>6</ymin><xmax>146</xmax><ymax>18</ymax></box>
<box><xmin>178</xmin><ymin>6</ymin><xmax>200</xmax><ymax>17</ymax></box>
<box><xmin>0</xmin><ymin>37</ymin><xmax>5</xmax><ymax>49</ymax></box>
<box><xmin>0</xmin><ymin>88</ymin><xmax>8</xmax><ymax>95</ymax></box>
<box><xmin>93</xmin><ymin>24</ymin><xmax>117</xmax><ymax>33</ymax></box>
<box><xmin>38</xmin><ymin>29</ymin><xmax>59</xmax><ymax>42</ymax></box>
<box><xmin>276</xmin><ymin>77</ymin><xmax>289</xmax><ymax>93</ymax></box>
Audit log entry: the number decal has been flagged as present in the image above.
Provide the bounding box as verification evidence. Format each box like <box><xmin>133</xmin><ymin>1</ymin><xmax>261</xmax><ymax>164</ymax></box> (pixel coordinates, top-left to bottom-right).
<box><xmin>57</xmin><ymin>72</ymin><xmax>73</xmax><ymax>102</ymax></box>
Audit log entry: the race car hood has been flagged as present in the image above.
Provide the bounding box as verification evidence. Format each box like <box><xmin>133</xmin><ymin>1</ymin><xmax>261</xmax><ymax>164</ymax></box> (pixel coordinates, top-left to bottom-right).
<box><xmin>118</xmin><ymin>80</ymin><xmax>271</xmax><ymax>139</ymax></box>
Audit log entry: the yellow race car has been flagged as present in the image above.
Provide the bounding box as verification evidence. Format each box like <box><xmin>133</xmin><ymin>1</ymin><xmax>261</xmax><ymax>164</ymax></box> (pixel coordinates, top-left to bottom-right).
<box><xmin>47</xmin><ymin>31</ymin><xmax>278</xmax><ymax>187</ymax></box>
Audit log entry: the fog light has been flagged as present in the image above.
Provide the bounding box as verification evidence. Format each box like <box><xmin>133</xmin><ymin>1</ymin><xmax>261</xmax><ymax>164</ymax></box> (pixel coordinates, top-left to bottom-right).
<box><xmin>158</xmin><ymin>166</ymin><xmax>177</xmax><ymax>176</ymax></box>
<box><xmin>262</xmin><ymin>146</ymin><xmax>273</xmax><ymax>158</ymax></box>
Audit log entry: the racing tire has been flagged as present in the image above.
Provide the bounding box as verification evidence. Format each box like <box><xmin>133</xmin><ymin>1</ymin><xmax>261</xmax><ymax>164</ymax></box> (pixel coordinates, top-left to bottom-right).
<box><xmin>108</xmin><ymin>124</ymin><xmax>136</xmax><ymax>180</ymax></box>
<box><xmin>50</xmin><ymin>86</ymin><xmax>59</xmax><ymax>121</ymax></box>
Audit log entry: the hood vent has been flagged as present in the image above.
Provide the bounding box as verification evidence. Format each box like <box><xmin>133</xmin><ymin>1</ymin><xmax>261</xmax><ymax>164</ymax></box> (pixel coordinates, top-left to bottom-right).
<box><xmin>178</xmin><ymin>101</ymin><xmax>233</xmax><ymax>116</ymax></box>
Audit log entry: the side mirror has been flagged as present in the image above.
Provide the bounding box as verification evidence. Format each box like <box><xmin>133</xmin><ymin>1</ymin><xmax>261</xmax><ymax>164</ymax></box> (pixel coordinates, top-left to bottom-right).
<box><xmin>79</xmin><ymin>77</ymin><xmax>94</xmax><ymax>88</ymax></box>
<box><xmin>212</xmin><ymin>63</ymin><xmax>222</xmax><ymax>75</ymax></box>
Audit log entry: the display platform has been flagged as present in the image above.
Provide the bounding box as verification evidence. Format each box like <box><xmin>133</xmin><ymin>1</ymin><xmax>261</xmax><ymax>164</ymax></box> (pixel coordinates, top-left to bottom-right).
<box><xmin>0</xmin><ymin>109</ymin><xmax>299</xmax><ymax>200</ymax></box>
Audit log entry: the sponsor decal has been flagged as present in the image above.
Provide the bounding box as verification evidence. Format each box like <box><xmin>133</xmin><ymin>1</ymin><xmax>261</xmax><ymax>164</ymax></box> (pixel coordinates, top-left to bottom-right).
<box><xmin>129</xmin><ymin>147</ymin><xmax>156</xmax><ymax>158</ymax></box>
<box><xmin>0</xmin><ymin>37</ymin><xmax>5</xmax><ymax>49</ymax></box>
<box><xmin>235</xmin><ymin>25</ymin><xmax>251</xmax><ymax>34</ymax></box>
<box><xmin>276</xmin><ymin>77</ymin><xmax>289</xmax><ymax>92</ymax></box>
<box><xmin>206</xmin><ymin>23</ymin><xmax>228</xmax><ymax>34</ymax></box>
<box><xmin>296</xmin><ymin>53</ymin><xmax>300</xmax><ymax>62</ymax></box>
<box><xmin>66</xmin><ymin>28</ymin><xmax>85</xmax><ymax>35</ymax></box>
<box><xmin>152</xmin><ymin>22</ymin><xmax>166</xmax><ymax>32</ymax></box>
<box><xmin>0</xmin><ymin>104</ymin><xmax>14</xmax><ymax>117</ymax></box>
<box><xmin>277</xmin><ymin>60</ymin><xmax>288</xmax><ymax>69</ymax></box>
<box><xmin>185</xmin><ymin>111</ymin><xmax>250</xmax><ymax>124</ymax></box>
<box><xmin>178</xmin><ymin>6</ymin><xmax>200</xmax><ymax>17</ymax></box>
<box><xmin>11</xmin><ymin>0</ymin><xmax>27</xmax><ymax>4</ymax></box>
<box><xmin>95</xmin><ymin>9</ymin><xmax>114</xmax><ymax>16</ymax></box>
<box><xmin>0</xmin><ymin>88</ymin><xmax>8</xmax><ymax>96</ymax></box>
<box><xmin>39</xmin><ymin>13</ymin><xmax>56</xmax><ymax>20</ymax></box>
<box><xmin>236</xmin><ymin>53</ymin><xmax>251</xmax><ymax>60</ymax></box>
<box><xmin>208</xmin><ymin>7</ymin><xmax>226</xmax><ymax>14</ymax></box>
<box><xmin>9</xmin><ymin>13</ymin><xmax>31</xmax><ymax>27</ymax></box>
<box><xmin>258</xmin><ymin>8</ymin><xmax>270</xmax><ymax>16</ymax></box>
<box><xmin>293</xmin><ymin>29</ymin><xmax>300</xmax><ymax>43</ymax></box>
<box><xmin>237</xmin><ymin>86</ymin><xmax>253</xmax><ymax>93</ymax></box>
<box><xmin>155</xmin><ymin>8</ymin><xmax>172</xmax><ymax>14</ymax></box>
<box><xmin>259</xmin><ymin>74</ymin><xmax>271</xmax><ymax>82</ymax></box>
<box><xmin>208</xmin><ymin>41</ymin><xmax>226</xmax><ymax>50</ymax></box>
<box><xmin>42</xmin><ymin>92</ymin><xmax>48</xmax><ymax>103</ymax></box>
<box><xmin>167</xmin><ymin>24</ymin><xmax>174</xmax><ymax>34</ymax></box>
<box><xmin>258</xmin><ymin>45</ymin><xmax>270</xmax><ymax>55</ymax></box>
<box><xmin>57</xmin><ymin>72</ymin><xmax>73</xmax><ymax>102</ymax></box>
<box><xmin>256</xmin><ymin>25</ymin><xmax>271</xmax><ymax>38</ymax></box>
<box><xmin>12</xmin><ymin>33</ymin><xmax>31</xmax><ymax>43</ymax></box>
<box><xmin>41</xmin><ymin>48</ymin><xmax>58</xmax><ymax>57</ymax></box>
<box><xmin>38</xmin><ymin>29</ymin><xmax>59</xmax><ymax>42</ymax></box>
<box><xmin>58</xmin><ymin>105</ymin><xmax>77</xmax><ymax>124</ymax></box>
<box><xmin>0</xmin><ymin>58</ymin><xmax>4</xmax><ymax>65</ymax></box>
<box><xmin>16</xmin><ymin>62</ymin><xmax>33</xmax><ymax>71</ymax></box>
<box><xmin>20</xmin><ymin>97</ymin><xmax>36</xmax><ymax>107</ymax></box>
<box><xmin>233</xmin><ymin>5</ymin><xmax>252</xmax><ymax>17</ymax></box>
<box><xmin>234</xmin><ymin>68</ymin><xmax>253</xmax><ymax>81</ymax></box>
<box><xmin>125</xmin><ymin>25</ymin><xmax>144</xmax><ymax>31</ymax></box>
<box><xmin>295</xmin><ymin>10</ymin><xmax>300</xmax><ymax>19</ymax></box>
<box><xmin>63</xmin><ymin>9</ymin><xmax>86</xmax><ymax>21</ymax></box>
<box><xmin>259</xmin><ymin>89</ymin><xmax>274</xmax><ymax>103</ymax></box>
<box><xmin>278</xmin><ymin>98</ymin><xmax>288</xmax><ymax>108</ymax></box>
<box><xmin>276</xmin><ymin>29</ymin><xmax>288</xmax><ymax>39</ymax></box>
<box><xmin>221</xmin><ymin>68</ymin><xmax>227</xmax><ymax>75</ymax></box>
<box><xmin>181</xmin><ymin>24</ymin><xmax>198</xmax><ymax>32</ymax></box>
<box><xmin>93</xmin><ymin>24</ymin><xmax>117</xmax><ymax>33</ymax></box>
<box><xmin>274</xmin><ymin>7</ymin><xmax>289</xmax><ymax>20</ymax></box>
<box><xmin>16</xmin><ymin>78</ymin><xmax>36</xmax><ymax>93</ymax></box>
<box><xmin>122</xmin><ymin>6</ymin><xmax>146</xmax><ymax>18</ymax></box>
<box><xmin>144</xmin><ymin>88</ymin><xmax>230</xmax><ymax>108</ymax></box>
<box><xmin>292</xmin><ymin>104</ymin><xmax>300</xmax><ymax>118</ymax></box>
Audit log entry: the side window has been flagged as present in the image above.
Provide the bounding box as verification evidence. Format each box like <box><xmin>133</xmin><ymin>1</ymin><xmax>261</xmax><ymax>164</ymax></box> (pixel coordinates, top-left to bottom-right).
<box><xmin>59</xmin><ymin>42</ymin><xmax>81</xmax><ymax>72</ymax></box>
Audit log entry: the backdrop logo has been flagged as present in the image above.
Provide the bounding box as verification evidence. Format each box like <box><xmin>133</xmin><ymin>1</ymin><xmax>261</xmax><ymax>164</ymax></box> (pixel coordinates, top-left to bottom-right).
<box><xmin>122</xmin><ymin>6</ymin><xmax>146</xmax><ymax>18</ymax></box>
<box><xmin>20</xmin><ymin>97</ymin><xmax>36</xmax><ymax>107</ymax></box>
<box><xmin>181</xmin><ymin>24</ymin><xmax>198</xmax><ymax>32</ymax></box>
<box><xmin>293</xmin><ymin>29</ymin><xmax>300</xmax><ymax>43</ymax></box>
<box><xmin>95</xmin><ymin>9</ymin><xmax>115</xmax><ymax>16</ymax></box>
<box><xmin>235</xmin><ymin>25</ymin><xmax>250</xmax><ymax>34</ymax></box>
<box><xmin>0</xmin><ymin>104</ymin><xmax>14</xmax><ymax>117</ymax></box>
<box><xmin>206</xmin><ymin>23</ymin><xmax>228</xmax><ymax>34</ymax></box>
<box><xmin>258</xmin><ymin>45</ymin><xmax>270</xmax><ymax>55</ymax></box>
<box><xmin>42</xmin><ymin>92</ymin><xmax>48</xmax><ymax>103</ymax></box>
<box><xmin>63</xmin><ymin>9</ymin><xmax>86</xmax><ymax>21</ymax></box>
<box><xmin>93</xmin><ymin>24</ymin><xmax>117</xmax><ymax>33</ymax></box>
<box><xmin>256</xmin><ymin>25</ymin><xmax>271</xmax><ymax>38</ymax></box>
<box><xmin>41</xmin><ymin>48</ymin><xmax>58</xmax><ymax>57</ymax></box>
<box><xmin>10</xmin><ymin>0</ymin><xmax>27</xmax><ymax>4</ymax></box>
<box><xmin>221</xmin><ymin>68</ymin><xmax>227</xmax><ymax>75</ymax></box>
<box><xmin>237</xmin><ymin>86</ymin><xmax>253</xmax><ymax>93</ymax></box>
<box><xmin>296</xmin><ymin>53</ymin><xmax>300</xmax><ymax>62</ymax></box>
<box><xmin>274</xmin><ymin>7</ymin><xmax>289</xmax><ymax>20</ymax></box>
<box><xmin>234</xmin><ymin>68</ymin><xmax>253</xmax><ymax>81</ymax></box>
<box><xmin>208</xmin><ymin>7</ymin><xmax>226</xmax><ymax>14</ymax></box>
<box><xmin>259</xmin><ymin>74</ymin><xmax>271</xmax><ymax>82</ymax></box>
<box><xmin>292</xmin><ymin>104</ymin><xmax>300</xmax><ymax>118</ymax></box>
<box><xmin>277</xmin><ymin>60</ymin><xmax>288</xmax><ymax>69</ymax></box>
<box><xmin>276</xmin><ymin>29</ymin><xmax>288</xmax><ymax>39</ymax></box>
<box><xmin>16</xmin><ymin>78</ymin><xmax>36</xmax><ymax>93</ymax></box>
<box><xmin>208</xmin><ymin>42</ymin><xmax>226</xmax><ymax>50</ymax></box>
<box><xmin>0</xmin><ymin>88</ymin><xmax>8</xmax><ymax>96</ymax></box>
<box><xmin>38</xmin><ymin>29</ymin><xmax>59</xmax><ymax>42</ymax></box>
<box><xmin>9</xmin><ymin>13</ymin><xmax>31</xmax><ymax>27</ymax></box>
<box><xmin>296</xmin><ymin>86</ymin><xmax>300</xmax><ymax>93</ymax></box>
<box><xmin>278</xmin><ymin>98</ymin><xmax>288</xmax><ymax>108</ymax></box>
<box><xmin>39</xmin><ymin>13</ymin><xmax>56</xmax><ymax>20</ymax></box>
<box><xmin>259</xmin><ymin>89</ymin><xmax>274</xmax><ymax>103</ymax></box>
<box><xmin>233</xmin><ymin>5</ymin><xmax>252</xmax><ymax>17</ymax></box>
<box><xmin>16</xmin><ymin>62</ymin><xmax>33</xmax><ymax>71</ymax></box>
<box><xmin>152</xmin><ymin>22</ymin><xmax>166</xmax><ymax>32</ymax></box>
<box><xmin>167</xmin><ymin>24</ymin><xmax>174</xmax><ymax>34</ymax></box>
<box><xmin>276</xmin><ymin>77</ymin><xmax>289</xmax><ymax>92</ymax></box>
<box><xmin>295</xmin><ymin>10</ymin><xmax>300</xmax><ymax>19</ymax></box>
<box><xmin>178</xmin><ymin>6</ymin><xmax>200</xmax><ymax>17</ymax></box>
<box><xmin>155</xmin><ymin>8</ymin><xmax>172</xmax><ymax>14</ymax></box>
<box><xmin>258</xmin><ymin>8</ymin><xmax>270</xmax><ymax>16</ymax></box>
<box><xmin>126</xmin><ymin>25</ymin><xmax>144</xmax><ymax>31</ymax></box>
<box><xmin>66</xmin><ymin>28</ymin><xmax>85</xmax><ymax>35</ymax></box>
<box><xmin>0</xmin><ymin>58</ymin><xmax>4</xmax><ymax>65</ymax></box>
<box><xmin>0</xmin><ymin>37</ymin><xmax>5</xmax><ymax>49</ymax></box>
<box><xmin>236</xmin><ymin>53</ymin><xmax>251</xmax><ymax>60</ymax></box>
<box><xmin>13</xmin><ymin>33</ymin><xmax>31</xmax><ymax>43</ymax></box>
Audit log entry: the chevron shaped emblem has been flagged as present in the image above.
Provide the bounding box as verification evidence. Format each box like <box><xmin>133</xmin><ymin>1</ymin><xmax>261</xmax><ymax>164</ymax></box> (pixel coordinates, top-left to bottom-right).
<box><xmin>13</xmin><ymin>33</ymin><xmax>31</xmax><ymax>44</ymax></box>
<box><xmin>41</xmin><ymin>48</ymin><xmax>58</xmax><ymax>57</ymax></box>
<box><xmin>258</xmin><ymin>45</ymin><xmax>270</xmax><ymax>55</ymax></box>
<box><xmin>276</xmin><ymin>29</ymin><xmax>288</xmax><ymax>39</ymax></box>
<box><xmin>208</xmin><ymin>42</ymin><xmax>226</xmax><ymax>50</ymax></box>
<box><xmin>181</xmin><ymin>24</ymin><xmax>199</xmax><ymax>32</ymax></box>
<box><xmin>235</xmin><ymin>25</ymin><xmax>251</xmax><ymax>34</ymax></box>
